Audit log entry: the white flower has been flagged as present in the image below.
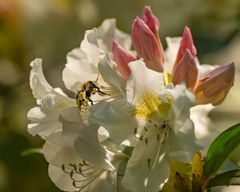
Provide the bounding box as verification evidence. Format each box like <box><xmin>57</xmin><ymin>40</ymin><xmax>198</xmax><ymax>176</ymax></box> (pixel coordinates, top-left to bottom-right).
<box><xmin>28</xmin><ymin>18</ymin><xmax>130</xmax><ymax>138</ymax></box>
<box><xmin>27</xmin><ymin>19</ymin><xmax>131</xmax><ymax>192</ymax></box>
<box><xmin>91</xmin><ymin>59</ymin><xmax>201</xmax><ymax>192</ymax></box>
<box><xmin>43</xmin><ymin>106</ymin><xmax>121</xmax><ymax>192</ymax></box>
<box><xmin>27</xmin><ymin>58</ymin><xmax>75</xmax><ymax>138</ymax></box>
<box><xmin>27</xmin><ymin>58</ymin><xmax>126</xmax><ymax>191</ymax></box>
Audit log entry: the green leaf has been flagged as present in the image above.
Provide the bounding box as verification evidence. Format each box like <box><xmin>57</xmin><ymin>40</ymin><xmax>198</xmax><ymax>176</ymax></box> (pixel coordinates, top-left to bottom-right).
<box><xmin>208</xmin><ymin>169</ymin><xmax>240</xmax><ymax>187</ymax></box>
<box><xmin>204</xmin><ymin>123</ymin><xmax>240</xmax><ymax>177</ymax></box>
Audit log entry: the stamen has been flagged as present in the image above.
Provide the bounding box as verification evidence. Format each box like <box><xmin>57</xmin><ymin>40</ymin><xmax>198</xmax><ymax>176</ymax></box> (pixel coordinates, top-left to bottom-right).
<box><xmin>134</xmin><ymin>127</ymin><xmax>141</xmax><ymax>140</ymax></box>
<box><xmin>144</xmin><ymin>126</ymin><xmax>148</xmax><ymax>132</ymax></box>
<box><xmin>147</xmin><ymin>122</ymin><xmax>169</xmax><ymax>170</ymax></box>
<box><xmin>61</xmin><ymin>162</ymin><xmax>105</xmax><ymax>191</ymax></box>
<box><xmin>161</xmin><ymin>123</ymin><xmax>166</xmax><ymax>129</ymax></box>
<box><xmin>145</xmin><ymin>137</ymin><xmax>148</xmax><ymax>145</ymax></box>
<box><xmin>83</xmin><ymin>160</ymin><xmax>88</xmax><ymax>165</ymax></box>
<box><xmin>134</xmin><ymin>127</ymin><xmax>138</xmax><ymax>134</ymax></box>
<box><xmin>147</xmin><ymin>136</ymin><xmax>162</xmax><ymax>170</ymax></box>
<box><xmin>74</xmin><ymin>169</ymin><xmax>104</xmax><ymax>191</ymax></box>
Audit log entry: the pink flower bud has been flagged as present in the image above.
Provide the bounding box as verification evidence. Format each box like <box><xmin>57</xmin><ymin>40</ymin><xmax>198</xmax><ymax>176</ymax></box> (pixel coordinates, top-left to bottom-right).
<box><xmin>175</xmin><ymin>26</ymin><xmax>197</xmax><ymax>65</ymax></box>
<box><xmin>132</xmin><ymin>17</ymin><xmax>164</xmax><ymax>72</ymax></box>
<box><xmin>172</xmin><ymin>49</ymin><xmax>198</xmax><ymax>90</ymax></box>
<box><xmin>141</xmin><ymin>6</ymin><xmax>159</xmax><ymax>37</ymax></box>
<box><xmin>194</xmin><ymin>63</ymin><xmax>235</xmax><ymax>105</ymax></box>
<box><xmin>112</xmin><ymin>40</ymin><xmax>135</xmax><ymax>80</ymax></box>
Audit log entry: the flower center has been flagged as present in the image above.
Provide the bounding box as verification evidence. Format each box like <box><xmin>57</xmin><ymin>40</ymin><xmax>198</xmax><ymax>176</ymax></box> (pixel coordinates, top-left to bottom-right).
<box><xmin>133</xmin><ymin>91</ymin><xmax>171</xmax><ymax>120</ymax></box>
<box><xmin>132</xmin><ymin>92</ymin><xmax>172</xmax><ymax>170</ymax></box>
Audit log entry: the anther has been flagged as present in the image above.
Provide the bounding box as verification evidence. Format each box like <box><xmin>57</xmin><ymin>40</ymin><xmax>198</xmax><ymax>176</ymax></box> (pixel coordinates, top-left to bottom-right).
<box><xmin>145</xmin><ymin>138</ymin><xmax>148</xmax><ymax>145</ymax></box>
<box><xmin>161</xmin><ymin>123</ymin><xmax>167</xmax><ymax>129</ymax></box>
<box><xmin>83</xmin><ymin>160</ymin><xmax>88</xmax><ymax>165</ymax></box>
<box><xmin>144</xmin><ymin>126</ymin><xmax>148</xmax><ymax>132</ymax></box>
<box><xmin>134</xmin><ymin>127</ymin><xmax>138</xmax><ymax>135</ymax></box>
<box><xmin>147</xmin><ymin>158</ymin><xmax>151</xmax><ymax>169</ymax></box>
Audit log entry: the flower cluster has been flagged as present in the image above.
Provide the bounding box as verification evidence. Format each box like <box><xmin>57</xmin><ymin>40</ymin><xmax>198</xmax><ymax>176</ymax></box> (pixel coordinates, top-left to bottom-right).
<box><xmin>27</xmin><ymin>6</ymin><xmax>235</xmax><ymax>192</ymax></box>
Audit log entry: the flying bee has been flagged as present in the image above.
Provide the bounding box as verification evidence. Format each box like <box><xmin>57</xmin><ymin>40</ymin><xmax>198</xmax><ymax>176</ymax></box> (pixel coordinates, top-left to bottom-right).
<box><xmin>76</xmin><ymin>80</ymin><xmax>109</xmax><ymax>111</ymax></box>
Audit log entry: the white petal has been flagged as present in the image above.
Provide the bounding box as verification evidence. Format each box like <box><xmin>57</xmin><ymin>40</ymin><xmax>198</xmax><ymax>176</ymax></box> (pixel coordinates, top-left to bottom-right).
<box><xmin>27</xmin><ymin>106</ymin><xmax>61</xmax><ymax>138</ymax></box>
<box><xmin>97</xmin><ymin>18</ymin><xmax>132</xmax><ymax>51</ymax></box>
<box><xmin>87</xmin><ymin>170</ymin><xmax>117</xmax><ymax>192</ymax></box>
<box><xmin>190</xmin><ymin>104</ymin><xmax>217</xmax><ymax>152</ymax></box>
<box><xmin>126</xmin><ymin>59</ymin><xmax>164</xmax><ymax>104</ymax></box>
<box><xmin>43</xmin><ymin>132</ymin><xmax>80</xmax><ymax>166</ymax></box>
<box><xmin>48</xmin><ymin>153</ymin><xmax>116</xmax><ymax>192</ymax></box>
<box><xmin>168</xmin><ymin>118</ymin><xmax>201</xmax><ymax>162</ymax></box>
<box><xmin>168</xmin><ymin>84</ymin><xmax>195</xmax><ymax>124</ymax></box>
<box><xmin>44</xmin><ymin>131</ymin><xmax>115</xmax><ymax>192</ymax></box>
<box><xmin>48</xmin><ymin>164</ymin><xmax>78</xmax><ymax>192</ymax></box>
<box><xmin>164</xmin><ymin>37</ymin><xmax>181</xmax><ymax>73</ymax></box>
<box><xmin>91</xmin><ymin>99</ymin><xmax>137</xmax><ymax>145</ymax></box>
<box><xmin>59</xmin><ymin>107</ymin><xmax>85</xmax><ymax>146</ymax></box>
<box><xmin>81</xmin><ymin>28</ymin><xmax>105</xmax><ymax>65</ymax></box>
<box><xmin>98</xmin><ymin>54</ymin><xmax>125</xmax><ymax>95</ymax></box>
<box><xmin>44</xmin><ymin>142</ymin><xmax>79</xmax><ymax>168</ymax></box>
<box><xmin>27</xmin><ymin>89</ymin><xmax>75</xmax><ymax>138</ymax></box>
<box><xmin>62</xmin><ymin>48</ymin><xmax>99</xmax><ymax>91</ymax></box>
<box><xmin>167</xmin><ymin>84</ymin><xmax>201</xmax><ymax>161</ymax></box>
<box><xmin>115</xmin><ymin>28</ymin><xmax>132</xmax><ymax>51</ymax></box>
<box><xmin>97</xmin><ymin>19</ymin><xmax>116</xmax><ymax>51</ymax></box>
<box><xmin>30</xmin><ymin>58</ymin><xmax>52</xmax><ymax>101</ymax></box>
<box><xmin>74</xmin><ymin>124</ymin><xmax>110</xmax><ymax>167</ymax></box>
<box><xmin>123</xmin><ymin>128</ymin><xmax>169</xmax><ymax>192</ymax></box>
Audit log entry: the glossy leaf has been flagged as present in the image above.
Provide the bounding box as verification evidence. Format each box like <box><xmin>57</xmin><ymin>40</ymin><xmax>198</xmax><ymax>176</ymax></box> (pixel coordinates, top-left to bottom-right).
<box><xmin>204</xmin><ymin>123</ymin><xmax>240</xmax><ymax>177</ymax></box>
<box><xmin>208</xmin><ymin>169</ymin><xmax>240</xmax><ymax>187</ymax></box>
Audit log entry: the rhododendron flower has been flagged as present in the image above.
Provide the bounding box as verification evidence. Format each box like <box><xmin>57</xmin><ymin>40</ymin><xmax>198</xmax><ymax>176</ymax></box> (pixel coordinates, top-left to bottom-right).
<box><xmin>91</xmin><ymin>59</ymin><xmax>201</xmax><ymax>192</ymax></box>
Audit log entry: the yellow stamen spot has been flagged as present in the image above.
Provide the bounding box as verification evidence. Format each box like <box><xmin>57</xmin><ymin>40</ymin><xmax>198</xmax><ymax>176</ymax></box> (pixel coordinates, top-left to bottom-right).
<box><xmin>132</xmin><ymin>92</ymin><xmax>171</xmax><ymax>119</ymax></box>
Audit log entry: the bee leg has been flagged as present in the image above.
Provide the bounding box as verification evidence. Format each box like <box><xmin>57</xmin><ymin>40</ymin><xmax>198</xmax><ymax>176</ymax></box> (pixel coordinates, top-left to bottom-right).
<box><xmin>97</xmin><ymin>89</ymin><xmax>110</xmax><ymax>96</ymax></box>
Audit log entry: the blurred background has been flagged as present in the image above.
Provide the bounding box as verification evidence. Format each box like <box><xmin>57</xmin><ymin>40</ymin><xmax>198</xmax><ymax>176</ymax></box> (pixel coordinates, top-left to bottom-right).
<box><xmin>0</xmin><ymin>0</ymin><xmax>239</xmax><ymax>191</ymax></box>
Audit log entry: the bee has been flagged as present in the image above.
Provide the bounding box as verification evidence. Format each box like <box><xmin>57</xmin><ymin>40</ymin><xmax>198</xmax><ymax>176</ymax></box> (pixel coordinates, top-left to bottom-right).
<box><xmin>76</xmin><ymin>80</ymin><xmax>108</xmax><ymax>111</ymax></box>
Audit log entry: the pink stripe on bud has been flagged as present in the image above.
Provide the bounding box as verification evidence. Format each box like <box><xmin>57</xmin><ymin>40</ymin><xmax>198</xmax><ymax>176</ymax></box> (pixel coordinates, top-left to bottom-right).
<box><xmin>132</xmin><ymin>17</ymin><xmax>164</xmax><ymax>72</ymax></box>
<box><xmin>172</xmin><ymin>49</ymin><xmax>198</xmax><ymax>90</ymax></box>
<box><xmin>112</xmin><ymin>40</ymin><xmax>135</xmax><ymax>80</ymax></box>
<box><xmin>174</xmin><ymin>26</ymin><xmax>197</xmax><ymax>66</ymax></box>
<box><xmin>194</xmin><ymin>63</ymin><xmax>235</xmax><ymax>105</ymax></box>
<box><xmin>141</xmin><ymin>6</ymin><xmax>159</xmax><ymax>37</ymax></box>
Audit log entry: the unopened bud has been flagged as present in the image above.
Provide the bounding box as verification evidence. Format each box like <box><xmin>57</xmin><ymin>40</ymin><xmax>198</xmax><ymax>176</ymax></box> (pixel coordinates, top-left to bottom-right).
<box><xmin>172</xmin><ymin>49</ymin><xmax>198</xmax><ymax>90</ymax></box>
<box><xmin>194</xmin><ymin>63</ymin><xmax>235</xmax><ymax>105</ymax></box>
<box><xmin>112</xmin><ymin>40</ymin><xmax>135</xmax><ymax>80</ymax></box>
<box><xmin>175</xmin><ymin>26</ymin><xmax>197</xmax><ymax>66</ymax></box>
<box><xmin>132</xmin><ymin>17</ymin><xmax>164</xmax><ymax>72</ymax></box>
